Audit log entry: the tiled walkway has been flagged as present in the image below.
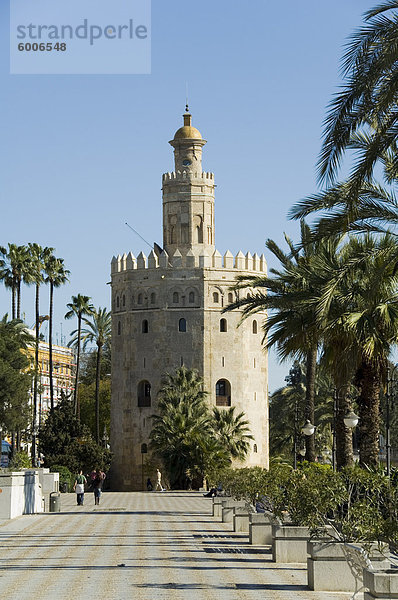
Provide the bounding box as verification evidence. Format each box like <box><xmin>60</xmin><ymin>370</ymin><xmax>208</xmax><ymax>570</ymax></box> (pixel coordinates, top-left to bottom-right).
<box><xmin>0</xmin><ymin>491</ymin><xmax>356</xmax><ymax>599</ymax></box>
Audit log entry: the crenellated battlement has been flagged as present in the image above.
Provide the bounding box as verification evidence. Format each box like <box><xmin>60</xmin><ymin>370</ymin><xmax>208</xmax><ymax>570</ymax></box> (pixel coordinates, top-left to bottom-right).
<box><xmin>111</xmin><ymin>248</ymin><xmax>266</xmax><ymax>274</ymax></box>
<box><xmin>162</xmin><ymin>170</ymin><xmax>214</xmax><ymax>182</ymax></box>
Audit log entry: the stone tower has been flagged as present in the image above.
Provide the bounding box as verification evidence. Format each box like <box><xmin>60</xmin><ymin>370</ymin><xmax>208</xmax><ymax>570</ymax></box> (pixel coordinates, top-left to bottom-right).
<box><xmin>110</xmin><ymin>108</ymin><xmax>269</xmax><ymax>491</ymax></box>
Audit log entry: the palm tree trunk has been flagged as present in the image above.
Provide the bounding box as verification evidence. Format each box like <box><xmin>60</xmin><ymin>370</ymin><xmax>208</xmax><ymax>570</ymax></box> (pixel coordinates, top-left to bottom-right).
<box><xmin>32</xmin><ymin>283</ymin><xmax>40</xmax><ymax>465</ymax></box>
<box><xmin>305</xmin><ymin>347</ymin><xmax>317</xmax><ymax>462</ymax></box>
<box><xmin>49</xmin><ymin>282</ymin><xmax>54</xmax><ymax>410</ymax></box>
<box><xmin>334</xmin><ymin>378</ymin><xmax>354</xmax><ymax>469</ymax></box>
<box><xmin>95</xmin><ymin>343</ymin><xmax>102</xmax><ymax>443</ymax></box>
<box><xmin>356</xmin><ymin>359</ymin><xmax>381</xmax><ymax>468</ymax></box>
<box><xmin>16</xmin><ymin>280</ymin><xmax>21</xmax><ymax>320</ymax></box>
<box><xmin>74</xmin><ymin>315</ymin><xmax>82</xmax><ymax>420</ymax></box>
<box><xmin>12</xmin><ymin>285</ymin><xmax>16</xmax><ymax>320</ymax></box>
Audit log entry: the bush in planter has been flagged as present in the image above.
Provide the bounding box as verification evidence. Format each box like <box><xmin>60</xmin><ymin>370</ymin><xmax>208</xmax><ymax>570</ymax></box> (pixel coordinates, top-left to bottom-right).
<box><xmin>280</xmin><ymin>462</ymin><xmax>398</xmax><ymax>550</ymax></box>
<box><xmin>8</xmin><ymin>451</ymin><xmax>32</xmax><ymax>470</ymax></box>
<box><xmin>221</xmin><ymin>467</ymin><xmax>268</xmax><ymax>507</ymax></box>
<box><xmin>50</xmin><ymin>465</ymin><xmax>74</xmax><ymax>493</ymax></box>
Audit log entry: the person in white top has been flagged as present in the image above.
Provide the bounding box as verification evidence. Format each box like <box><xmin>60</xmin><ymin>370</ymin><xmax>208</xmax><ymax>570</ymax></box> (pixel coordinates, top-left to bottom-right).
<box><xmin>155</xmin><ymin>468</ymin><xmax>165</xmax><ymax>491</ymax></box>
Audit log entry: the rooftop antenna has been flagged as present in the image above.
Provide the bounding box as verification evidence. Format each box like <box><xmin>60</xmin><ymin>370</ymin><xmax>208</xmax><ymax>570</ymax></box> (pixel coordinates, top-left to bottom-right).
<box><xmin>125</xmin><ymin>222</ymin><xmax>153</xmax><ymax>251</ymax></box>
<box><xmin>124</xmin><ymin>222</ymin><xmax>172</xmax><ymax>267</ymax></box>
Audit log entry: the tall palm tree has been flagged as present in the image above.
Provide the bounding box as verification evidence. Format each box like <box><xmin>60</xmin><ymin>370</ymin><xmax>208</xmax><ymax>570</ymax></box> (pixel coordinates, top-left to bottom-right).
<box><xmin>28</xmin><ymin>244</ymin><xmax>53</xmax><ymax>463</ymax></box>
<box><xmin>65</xmin><ymin>295</ymin><xmax>94</xmax><ymax>418</ymax></box>
<box><xmin>0</xmin><ymin>244</ymin><xmax>30</xmax><ymax>319</ymax></box>
<box><xmin>210</xmin><ymin>407</ymin><xmax>253</xmax><ymax>461</ymax></box>
<box><xmin>317</xmin><ymin>234</ymin><xmax>398</xmax><ymax>467</ymax></box>
<box><xmin>224</xmin><ymin>222</ymin><xmax>331</xmax><ymax>462</ymax></box>
<box><xmin>318</xmin><ymin>1</ymin><xmax>398</xmax><ymax>188</ymax></box>
<box><xmin>44</xmin><ymin>256</ymin><xmax>70</xmax><ymax>410</ymax></box>
<box><xmin>70</xmin><ymin>308</ymin><xmax>111</xmax><ymax>442</ymax></box>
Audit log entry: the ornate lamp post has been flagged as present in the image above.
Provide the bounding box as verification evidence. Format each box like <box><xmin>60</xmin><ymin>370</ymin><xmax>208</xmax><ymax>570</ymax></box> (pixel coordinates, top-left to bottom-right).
<box><xmin>332</xmin><ymin>385</ymin><xmax>359</xmax><ymax>471</ymax></box>
<box><xmin>302</xmin><ymin>420</ymin><xmax>315</xmax><ymax>437</ymax></box>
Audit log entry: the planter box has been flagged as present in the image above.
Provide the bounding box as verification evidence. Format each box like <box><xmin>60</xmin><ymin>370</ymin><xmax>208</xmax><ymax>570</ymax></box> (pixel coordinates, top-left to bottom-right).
<box><xmin>363</xmin><ymin>568</ymin><xmax>398</xmax><ymax>599</ymax></box>
<box><xmin>222</xmin><ymin>500</ymin><xmax>246</xmax><ymax>523</ymax></box>
<box><xmin>212</xmin><ymin>497</ymin><xmax>224</xmax><ymax>517</ymax></box>
<box><xmin>232</xmin><ymin>506</ymin><xmax>254</xmax><ymax>532</ymax></box>
<box><xmin>272</xmin><ymin>524</ymin><xmax>311</xmax><ymax>562</ymax></box>
<box><xmin>307</xmin><ymin>541</ymin><xmax>390</xmax><ymax>592</ymax></box>
<box><xmin>249</xmin><ymin>511</ymin><xmax>279</xmax><ymax>545</ymax></box>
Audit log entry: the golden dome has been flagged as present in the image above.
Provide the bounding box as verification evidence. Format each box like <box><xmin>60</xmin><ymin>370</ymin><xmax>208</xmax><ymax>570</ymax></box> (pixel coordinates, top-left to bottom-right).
<box><xmin>173</xmin><ymin>107</ymin><xmax>202</xmax><ymax>140</ymax></box>
<box><xmin>173</xmin><ymin>125</ymin><xmax>202</xmax><ymax>140</ymax></box>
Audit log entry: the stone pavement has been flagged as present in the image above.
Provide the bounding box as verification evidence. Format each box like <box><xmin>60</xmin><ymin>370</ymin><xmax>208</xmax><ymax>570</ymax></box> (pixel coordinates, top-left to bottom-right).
<box><xmin>0</xmin><ymin>491</ymin><xmax>358</xmax><ymax>600</ymax></box>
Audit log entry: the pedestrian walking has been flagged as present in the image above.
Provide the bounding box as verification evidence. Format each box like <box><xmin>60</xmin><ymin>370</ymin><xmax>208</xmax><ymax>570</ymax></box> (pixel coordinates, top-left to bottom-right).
<box><xmin>92</xmin><ymin>468</ymin><xmax>106</xmax><ymax>505</ymax></box>
<box><xmin>73</xmin><ymin>469</ymin><xmax>87</xmax><ymax>506</ymax></box>
<box><xmin>155</xmin><ymin>468</ymin><xmax>165</xmax><ymax>491</ymax></box>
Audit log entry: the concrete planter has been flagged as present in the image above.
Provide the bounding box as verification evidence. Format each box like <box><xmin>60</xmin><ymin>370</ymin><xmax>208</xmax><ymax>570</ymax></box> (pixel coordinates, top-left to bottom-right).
<box><xmin>232</xmin><ymin>506</ymin><xmax>255</xmax><ymax>533</ymax></box>
<box><xmin>307</xmin><ymin>541</ymin><xmax>390</xmax><ymax>592</ymax></box>
<box><xmin>249</xmin><ymin>511</ymin><xmax>279</xmax><ymax>545</ymax></box>
<box><xmin>272</xmin><ymin>524</ymin><xmax>311</xmax><ymax>562</ymax></box>
<box><xmin>363</xmin><ymin>568</ymin><xmax>398</xmax><ymax>599</ymax></box>
<box><xmin>212</xmin><ymin>497</ymin><xmax>224</xmax><ymax>518</ymax></box>
<box><xmin>0</xmin><ymin>471</ymin><xmax>44</xmax><ymax>519</ymax></box>
<box><xmin>222</xmin><ymin>500</ymin><xmax>246</xmax><ymax>523</ymax></box>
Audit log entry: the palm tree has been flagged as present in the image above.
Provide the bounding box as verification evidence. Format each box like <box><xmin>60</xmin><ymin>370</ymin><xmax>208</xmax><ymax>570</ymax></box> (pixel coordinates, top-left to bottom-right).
<box><xmin>210</xmin><ymin>407</ymin><xmax>253</xmax><ymax>461</ymax></box>
<box><xmin>44</xmin><ymin>256</ymin><xmax>70</xmax><ymax>410</ymax></box>
<box><xmin>70</xmin><ymin>308</ymin><xmax>111</xmax><ymax>443</ymax></box>
<box><xmin>224</xmin><ymin>222</ymin><xmax>330</xmax><ymax>462</ymax></box>
<box><xmin>0</xmin><ymin>244</ymin><xmax>31</xmax><ymax>319</ymax></box>
<box><xmin>317</xmin><ymin>234</ymin><xmax>398</xmax><ymax>467</ymax></box>
<box><xmin>28</xmin><ymin>244</ymin><xmax>53</xmax><ymax>463</ymax></box>
<box><xmin>65</xmin><ymin>295</ymin><xmax>94</xmax><ymax>418</ymax></box>
<box><xmin>150</xmin><ymin>367</ymin><xmax>215</xmax><ymax>488</ymax></box>
<box><xmin>318</xmin><ymin>2</ymin><xmax>398</xmax><ymax>189</ymax></box>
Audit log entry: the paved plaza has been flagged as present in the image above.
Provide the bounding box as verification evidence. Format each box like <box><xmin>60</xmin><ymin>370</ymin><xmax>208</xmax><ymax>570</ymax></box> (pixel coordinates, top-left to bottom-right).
<box><xmin>0</xmin><ymin>491</ymin><xmax>357</xmax><ymax>599</ymax></box>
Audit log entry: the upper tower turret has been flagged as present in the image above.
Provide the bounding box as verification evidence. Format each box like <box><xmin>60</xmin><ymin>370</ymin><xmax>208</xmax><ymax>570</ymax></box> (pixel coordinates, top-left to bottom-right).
<box><xmin>162</xmin><ymin>108</ymin><xmax>215</xmax><ymax>257</ymax></box>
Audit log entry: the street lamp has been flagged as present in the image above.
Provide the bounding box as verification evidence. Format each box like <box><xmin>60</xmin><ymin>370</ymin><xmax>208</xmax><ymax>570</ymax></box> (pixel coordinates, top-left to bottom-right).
<box><xmin>385</xmin><ymin>364</ymin><xmax>398</xmax><ymax>476</ymax></box>
<box><xmin>302</xmin><ymin>420</ymin><xmax>315</xmax><ymax>436</ymax></box>
<box><xmin>344</xmin><ymin>411</ymin><xmax>359</xmax><ymax>429</ymax></box>
<box><xmin>332</xmin><ymin>386</ymin><xmax>359</xmax><ymax>471</ymax></box>
<box><xmin>102</xmin><ymin>426</ymin><xmax>109</xmax><ymax>449</ymax></box>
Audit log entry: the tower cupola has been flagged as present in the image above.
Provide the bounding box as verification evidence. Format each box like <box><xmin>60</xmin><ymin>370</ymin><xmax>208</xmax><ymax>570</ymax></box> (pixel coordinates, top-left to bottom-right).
<box><xmin>162</xmin><ymin>108</ymin><xmax>215</xmax><ymax>256</ymax></box>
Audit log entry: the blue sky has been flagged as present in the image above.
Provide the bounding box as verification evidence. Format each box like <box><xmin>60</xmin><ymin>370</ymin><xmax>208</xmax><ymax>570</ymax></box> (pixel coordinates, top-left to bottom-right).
<box><xmin>0</xmin><ymin>0</ymin><xmax>377</xmax><ymax>392</ymax></box>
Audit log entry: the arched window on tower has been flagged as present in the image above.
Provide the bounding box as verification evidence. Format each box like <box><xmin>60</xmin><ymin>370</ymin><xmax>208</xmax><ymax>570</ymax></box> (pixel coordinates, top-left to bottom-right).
<box><xmin>150</xmin><ymin>292</ymin><xmax>156</xmax><ymax>304</ymax></box>
<box><xmin>189</xmin><ymin>291</ymin><xmax>195</xmax><ymax>303</ymax></box>
<box><xmin>173</xmin><ymin>292</ymin><xmax>179</xmax><ymax>304</ymax></box>
<box><xmin>228</xmin><ymin>292</ymin><xmax>234</xmax><ymax>304</ymax></box>
<box><xmin>138</xmin><ymin>380</ymin><xmax>151</xmax><ymax>407</ymax></box>
<box><xmin>116</xmin><ymin>296</ymin><xmax>120</xmax><ymax>308</ymax></box>
<box><xmin>122</xmin><ymin>294</ymin><xmax>126</xmax><ymax>307</ymax></box>
<box><xmin>253</xmin><ymin>444</ymin><xmax>258</xmax><ymax>453</ymax></box>
<box><xmin>220</xmin><ymin>318</ymin><xmax>227</xmax><ymax>332</ymax></box>
<box><xmin>213</xmin><ymin>292</ymin><xmax>219</xmax><ymax>303</ymax></box>
<box><xmin>253</xmin><ymin>320</ymin><xmax>258</xmax><ymax>334</ymax></box>
<box><xmin>117</xmin><ymin>321</ymin><xmax>121</xmax><ymax>335</ymax></box>
<box><xmin>215</xmin><ymin>379</ymin><xmax>231</xmax><ymax>406</ymax></box>
<box><xmin>179</xmin><ymin>318</ymin><xmax>187</xmax><ymax>332</ymax></box>
<box><xmin>142</xmin><ymin>319</ymin><xmax>149</xmax><ymax>333</ymax></box>
<box><xmin>137</xmin><ymin>293</ymin><xmax>143</xmax><ymax>305</ymax></box>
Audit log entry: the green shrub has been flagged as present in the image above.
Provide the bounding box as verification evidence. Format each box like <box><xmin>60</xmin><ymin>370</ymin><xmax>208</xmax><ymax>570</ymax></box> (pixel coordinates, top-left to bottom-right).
<box><xmin>8</xmin><ymin>451</ymin><xmax>32</xmax><ymax>470</ymax></box>
<box><xmin>50</xmin><ymin>465</ymin><xmax>74</xmax><ymax>492</ymax></box>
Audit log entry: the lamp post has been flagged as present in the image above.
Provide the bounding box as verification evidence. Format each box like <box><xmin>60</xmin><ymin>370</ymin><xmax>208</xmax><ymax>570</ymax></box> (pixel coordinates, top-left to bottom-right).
<box><xmin>332</xmin><ymin>385</ymin><xmax>359</xmax><ymax>471</ymax></box>
<box><xmin>141</xmin><ymin>443</ymin><xmax>148</xmax><ymax>491</ymax></box>
<box><xmin>385</xmin><ymin>364</ymin><xmax>398</xmax><ymax>476</ymax></box>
